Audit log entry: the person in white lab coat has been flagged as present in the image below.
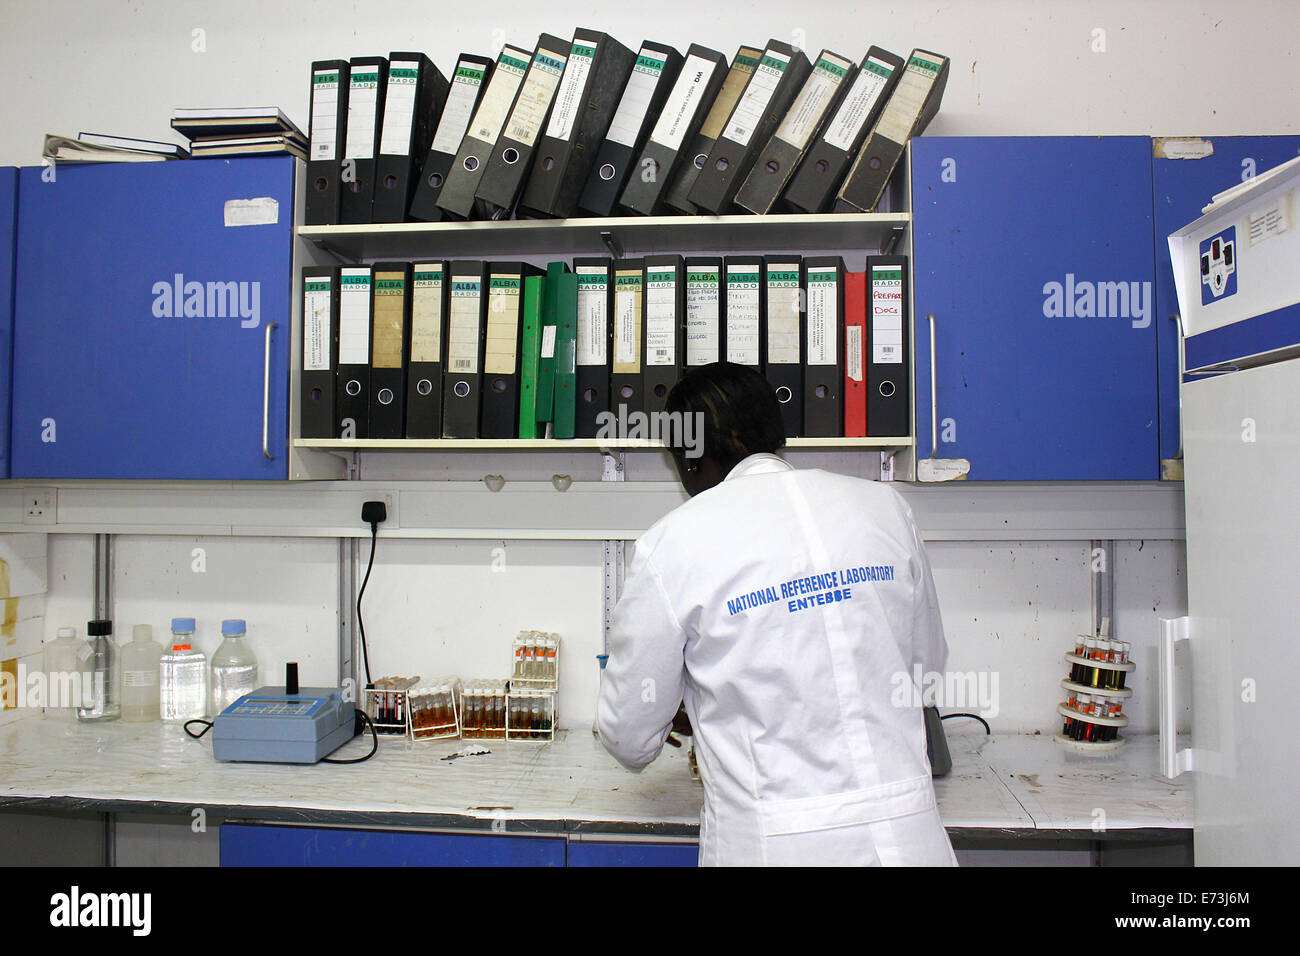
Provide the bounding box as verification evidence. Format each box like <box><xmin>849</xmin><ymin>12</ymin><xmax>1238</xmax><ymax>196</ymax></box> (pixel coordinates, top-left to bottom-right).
<box><xmin>596</xmin><ymin>363</ymin><xmax>957</xmax><ymax>866</ymax></box>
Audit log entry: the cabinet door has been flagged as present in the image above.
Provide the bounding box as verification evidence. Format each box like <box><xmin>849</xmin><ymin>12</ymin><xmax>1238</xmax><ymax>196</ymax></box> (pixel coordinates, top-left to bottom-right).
<box><xmin>0</xmin><ymin>168</ymin><xmax>16</xmax><ymax>479</ymax></box>
<box><xmin>219</xmin><ymin>824</ymin><xmax>568</xmax><ymax>866</ymax></box>
<box><xmin>1152</xmin><ymin>135</ymin><xmax>1300</xmax><ymax>465</ymax></box>
<box><xmin>566</xmin><ymin>838</ymin><xmax>699</xmax><ymax>866</ymax></box>
<box><xmin>11</xmin><ymin>157</ymin><xmax>295</xmax><ymax>479</ymax></box>
<box><xmin>911</xmin><ymin>137</ymin><xmax>1158</xmax><ymax>480</ymax></box>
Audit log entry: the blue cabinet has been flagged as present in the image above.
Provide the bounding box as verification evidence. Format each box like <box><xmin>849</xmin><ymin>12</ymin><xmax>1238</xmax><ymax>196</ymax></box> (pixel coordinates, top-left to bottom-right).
<box><xmin>220</xmin><ymin>824</ymin><xmax>568</xmax><ymax>866</ymax></box>
<box><xmin>567</xmin><ymin>838</ymin><xmax>699</xmax><ymax>866</ymax></box>
<box><xmin>10</xmin><ymin>157</ymin><xmax>296</xmax><ymax>479</ymax></box>
<box><xmin>910</xmin><ymin>137</ymin><xmax>1159</xmax><ymax>480</ymax></box>
<box><xmin>1151</xmin><ymin>135</ymin><xmax>1300</xmax><ymax>461</ymax></box>
<box><xmin>0</xmin><ymin>168</ymin><xmax>16</xmax><ymax>479</ymax></box>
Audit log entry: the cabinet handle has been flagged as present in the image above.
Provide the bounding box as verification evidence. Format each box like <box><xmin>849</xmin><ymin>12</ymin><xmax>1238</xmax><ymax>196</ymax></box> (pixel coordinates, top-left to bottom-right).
<box><xmin>262</xmin><ymin>322</ymin><xmax>279</xmax><ymax>460</ymax></box>
<box><xmin>1159</xmin><ymin>616</ymin><xmax>1195</xmax><ymax>778</ymax></box>
<box><xmin>927</xmin><ymin>313</ymin><xmax>938</xmax><ymax>459</ymax></box>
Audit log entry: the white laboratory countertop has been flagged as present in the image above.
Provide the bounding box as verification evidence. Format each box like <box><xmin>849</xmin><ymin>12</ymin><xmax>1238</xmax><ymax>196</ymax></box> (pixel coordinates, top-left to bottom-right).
<box><xmin>0</xmin><ymin>718</ymin><xmax>1191</xmax><ymax>837</ymax></box>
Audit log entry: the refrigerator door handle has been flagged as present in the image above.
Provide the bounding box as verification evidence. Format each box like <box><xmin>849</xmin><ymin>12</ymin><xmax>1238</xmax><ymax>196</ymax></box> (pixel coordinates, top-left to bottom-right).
<box><xmin>1159</xmin><ymin>616</ymin><xmax>1197</xmax><ymax>778</ymax></box>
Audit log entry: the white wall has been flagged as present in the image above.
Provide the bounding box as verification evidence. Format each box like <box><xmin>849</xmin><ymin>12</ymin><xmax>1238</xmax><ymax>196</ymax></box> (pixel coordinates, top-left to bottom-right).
<box><xmin>1</xmin><ymin>0</ymin><xmax>1298</xmax><ymax>166</ymax></box>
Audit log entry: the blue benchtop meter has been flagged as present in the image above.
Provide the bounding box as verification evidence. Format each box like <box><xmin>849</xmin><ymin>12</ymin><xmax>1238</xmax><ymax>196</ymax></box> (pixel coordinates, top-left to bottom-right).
<box><xmin>212</xmin><ymin>663</ymin><xmax>356</xmax><ymax>764</ymax></box>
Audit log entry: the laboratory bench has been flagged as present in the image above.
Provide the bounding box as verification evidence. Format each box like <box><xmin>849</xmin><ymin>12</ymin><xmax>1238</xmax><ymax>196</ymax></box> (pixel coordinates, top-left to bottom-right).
<box><xmin>0</xmin><ymin>719</ymin><xmax>1191</xmax><ymax>865</ymax></box>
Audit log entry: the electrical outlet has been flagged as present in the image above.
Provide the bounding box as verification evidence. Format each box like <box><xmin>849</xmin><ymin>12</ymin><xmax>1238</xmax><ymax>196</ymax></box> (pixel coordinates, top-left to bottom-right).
<box><xmin>22</xmin><ymin>488</ymin><xmax>55</xmax><ymax>526</ymax></box>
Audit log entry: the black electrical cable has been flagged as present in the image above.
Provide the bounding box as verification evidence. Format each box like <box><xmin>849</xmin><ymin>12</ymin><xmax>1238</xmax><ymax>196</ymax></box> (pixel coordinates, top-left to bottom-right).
<box><xmin>322</xmin><ymin>709</ymin><xmax>379</xmax><ymax>764</ymax></box>
<box><xmin>357</xmin><ymin>521</ymin><xmax>378</xmax><ymax>687</ymax></box>
<box><xmin>184</xmin><ymin>719</ymin><xmax>214</xmax><ymax>739</ymax></box>
<box><xmin>941</xmin><ymin>712</ymin><xmax>991</xmax><ymax>734</ymax></box>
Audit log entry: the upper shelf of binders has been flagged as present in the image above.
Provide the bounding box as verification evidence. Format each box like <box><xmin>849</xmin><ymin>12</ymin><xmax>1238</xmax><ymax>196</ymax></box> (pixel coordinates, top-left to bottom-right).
<box><xmin>293</xmin><ymin>436</ymin><xmax>913</xmax><ymax>452</ymax></box>
<box><xmin>297</xmin><ymin>211</ymin><xmax>911</xmax><ymax>262</ymax></box>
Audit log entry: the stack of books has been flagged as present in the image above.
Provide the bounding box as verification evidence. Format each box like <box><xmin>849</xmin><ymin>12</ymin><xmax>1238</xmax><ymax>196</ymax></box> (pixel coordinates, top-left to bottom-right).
<box><xmin>170</xmin><ymin>107</ymin><xmax>306</xmax><ymax>159</ymax></box>
<box><xmin>43</xmin><ymin>133</ymin><xmax>188</xmax><ymax>163</ymax></box>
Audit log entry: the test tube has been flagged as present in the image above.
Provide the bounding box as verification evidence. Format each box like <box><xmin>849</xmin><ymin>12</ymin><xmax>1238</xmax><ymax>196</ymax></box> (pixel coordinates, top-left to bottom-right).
<box><xmin>494</xmin><ymin>684</ymin><xmax>506</xmax><ymax>735</ymax></box>
<box><xmin>546</xmin><ymin>637</ymin><xmax>557</xmax><ymax>682</ymax></box>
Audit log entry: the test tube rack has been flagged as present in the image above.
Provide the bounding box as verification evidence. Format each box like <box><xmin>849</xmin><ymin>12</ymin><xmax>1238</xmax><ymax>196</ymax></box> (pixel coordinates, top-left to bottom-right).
<box><xmin>510</xmin><ymin>632</ymin><xmax>561</xmax><ymax>691</ymax></box>
<box><xmin>1054</xmin><ymin>642</ymin><xmax>1135</xmax><ymax>753</ymax></box>
<box><xmin>407</xmin><ymin>679</ymin><xmax>462</xmax><ymax>741</ymax></box>
<box><xmin>365</xmin><ymin>678</ymin><xmax>418</xmax><ymax>737</ymax></box>
<box><xmin>505</xmin><ymin>688</ymin><xmax>556</xmax><ymax>742</ymax></box>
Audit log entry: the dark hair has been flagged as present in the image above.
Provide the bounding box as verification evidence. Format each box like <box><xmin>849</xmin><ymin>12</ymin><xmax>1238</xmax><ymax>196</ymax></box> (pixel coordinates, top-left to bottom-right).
<box><xmin>664</xmin><ymin>362</ymin><xmax>786</xmax><ymax>465</ymax></box>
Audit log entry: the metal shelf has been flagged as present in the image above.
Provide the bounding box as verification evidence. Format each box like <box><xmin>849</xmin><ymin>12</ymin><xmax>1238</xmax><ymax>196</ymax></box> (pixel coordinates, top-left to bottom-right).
<box><xmin>294</xmin><ymin>437</ymin><xmax>914</xmax><ymax>451</ymax></box>
<box><xmin>297</xmin><ymin>212</ymin><xmax>910</xmax><ymax>261</ymax></box>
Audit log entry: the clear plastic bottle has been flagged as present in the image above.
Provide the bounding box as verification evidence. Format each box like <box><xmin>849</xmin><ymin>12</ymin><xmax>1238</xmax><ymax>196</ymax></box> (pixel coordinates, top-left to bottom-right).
<box><xmin>160</xmin><ymin>617</ymin><xmax>207</xmax><ymax>721</ymax></box>
<box><xmin>43</xmin><ymin>627</ymin><xmax>87</xmax><ymax>719</ymax></box>
<box><xmin>77</xmin><ymin>620</ymin><xmax>120</xmax><ymax>721</ymax></box>
<box><xmin>120</xmin><ymin>624</ymin><xmax>163</xmax><ymax>722</ymax></box>
<box><xmin>210</xmin><ymin>619</ymin><xmax>258</xmax><ymax>716</ymax></box>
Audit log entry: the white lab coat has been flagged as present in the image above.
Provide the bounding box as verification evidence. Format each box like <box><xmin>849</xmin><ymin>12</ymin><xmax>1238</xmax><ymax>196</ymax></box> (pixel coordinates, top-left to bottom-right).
<box><xmin>597</xmin><ymin>453</ymin><xmax>956</xmax><ymax>866</ymax></box>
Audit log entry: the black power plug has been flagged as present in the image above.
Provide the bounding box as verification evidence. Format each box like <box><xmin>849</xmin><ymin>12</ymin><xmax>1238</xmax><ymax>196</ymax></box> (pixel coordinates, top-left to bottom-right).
<box><xmin>361</xmin><ymin>500</ymin><xmax>387</xmax><ymax>526</ymax></box>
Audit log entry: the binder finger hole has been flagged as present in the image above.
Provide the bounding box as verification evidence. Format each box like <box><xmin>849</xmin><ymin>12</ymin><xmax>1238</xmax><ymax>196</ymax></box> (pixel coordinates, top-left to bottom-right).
<box><xmin>654</xmin><ymin>384</ymin><xmax>667</xmax><ymax>398</ymax></box>
<box><xmin>878</xmin><ymin>380</ymin><xmax>896</xmax><ymax>398</ymax></box>
<box><xmin>765</xmin><ymin>160</ymin><xmax>780</xmax><ymax>174</ymax></box>
<box><xmin>416</xmin><ymin>379</ymin><xmax>433</xmax><ymax>396</ymax></box>
<box><xmin>463</xmin><ymin>156</ymin><xmax>479</xmax><ymax>172</ymax></box>
<box><xmin>377</xmin><ymin>388</ymin><xmax>394</xmax><ymax>406</ymax></box>
<box><xmin>582</xmin><ymin>387</ymin><xmax>598</xmax><ymax>404</ymax></box>
<box><xmin>454</xmin><ymin>381</ymin><xmax>471</xmax><ymax>398</ymax></box>
<box><xmin>693</xmin><ymin>153</ymin><xmax>708</xmax><ymax>170</ymax></box>
<box><xmin>313</xmin><ymin>176</ymin><xmax>328</xmax><ymax>193</ymax></box>
<box><xmin>382</xmin><ymin>175</ymin><xmax>398</xmax><ymax>190</ymax></box>
<box><xmin>715</xmin><ymin>157</ymin><xmax>730</xmax><ymax>172</ymax></box>
<box><xmin>427</xmin><ymin>172</ymin><xmax>443</xmax><ymax>189</ymax></box>
<box><xmin>868</xmin><ymin>155</ymin><xmax>883</xmax><ymax>170</ymax></box>
<box><xmin>345</xmin><ymin>380</ymin><xmax>361</xmax><ymax>397</ymax></box>
<box><xmin>310</xmin><ymin>387</ymin><xmax>322</xmax><ymax>401</ymax></box>
<box><xmin>491</xmin><ymin>378</ymin><xmax>507</xmax><ymax>393</ymax></box>
<box><xmin>815</xmin><ymin>160</ymin><xmax>829</xmax><ymax>174</ymax></box>
<box><xmin>815</xmin><ymin>385</ymin><xmax>827</xmax><ymax>399</ymax></box>
<box><xmin>503</xmin><ymin>148</ymin><xmax>520</xmax><ymax>165</ymax></box>
<box><xmin>541</xmin><ymin>156</ymin><xmax>555</xmax><ymax>171</ymax></box>
<box><xmin>619</xmin><ymin>385</ymin><xmax>634</xmax><ymax>400</ymax></box>
<box><xmin>775</xmin><ymin>386</ymin><xmax>793</xmax><ymax>404</ymax></box>
<box><xmin>598</xmin><ymin>164</ymin><xmax>616</xmax><ymax>181</ymax></box>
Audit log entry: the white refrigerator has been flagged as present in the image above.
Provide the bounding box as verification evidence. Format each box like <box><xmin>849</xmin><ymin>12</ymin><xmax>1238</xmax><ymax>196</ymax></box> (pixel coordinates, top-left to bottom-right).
<box><xmin>1163</xmin><ymin>156</ymin><xmax>1300</xmax><ymax>866</ymax></box>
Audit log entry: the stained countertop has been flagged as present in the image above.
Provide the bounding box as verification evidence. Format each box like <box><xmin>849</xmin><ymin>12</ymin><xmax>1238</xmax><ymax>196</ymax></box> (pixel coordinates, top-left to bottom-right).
<box><xmin>0</xmin><ymin>718</ymin><xmax>1191</xmax><ymax>837</ymax></box>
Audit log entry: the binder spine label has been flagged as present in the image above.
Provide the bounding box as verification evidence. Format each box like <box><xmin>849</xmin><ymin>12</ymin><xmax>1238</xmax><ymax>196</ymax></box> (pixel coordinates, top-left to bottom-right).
<box><xmin>378</xmin><ymin>61</ymin><xmax>420</xmax><ymax>155</ymax></box>
<box><xmin>847</xmin><ymin>325</ymin><xmax>864</xmax><ymax>382</ymax></box>
<box><xmin>613</xmin><ymin>273</ymin><xmax>643</xmax><ymax>370</ymax></box>
<box><xmin>345</xmin><ymin>70</ymin><xmax>382</xmax><ymax>160</ymax></box>
<box><xmin>686</xmin><ymin>267</ymin><xmax>720</xmax><ymax>366</ymax></box>
<box><xmin>726</xmin><ymin>269</ymin><xmax>761</xmax><ymax>365</ymax></box>
<box><xmin>471</xmin><ymin>51</ymin><xmax>529</xmax><ymax>144</ymax></box>
<box><xmin>723</xmin><ymin>50</ymin><xmax>790</xmax><ymax>148</ymax></box>
<box><xmin>545</xmin><ymin>41</ymin><xmax>597</xmax><ymax>142</ymax></box>
<box><xmin>372</xmin><ymin>274</ymin><xmax>406</xmax><ymax>369</ymax></box>
<box><xmin>766</xmin><ymin>266</ymin><xmax>801</xmax><ymax>364</ymax></box>
<box><xmin>700</xmin><ymin>51</ymin><xmax>760</xmax><ymax>140</ymax></box>
<box><xmin>806</xmin><ymin>267</ymin><xmax>839</xmax><ymax>365</ymax></box>
<box><xmin>339</xmin><ymin>270</ymin><xmax>372</xmax><ymax>364</ymax></box>
<box><xmin>303</xmin><ymin>277</ymin><xmax>332</xmax><ymax>371</ymax></box>
<box><xmin>650</xmin><ymin>53</ymin><xmax>717</xmax><ymax>152</ymax></box>
<box><xmin>410</xmin><ymin>266</ymin><xmax>444</xmax><ymax>363</ymax></box>
<box><xmin>823</xmin><ymin>57</ymin><xmax>896</xmax><ymax>152</ymax></box>
<box><xmin>875</xmin><ymin>54</ymin><xmax>943</xmax><ymax>145</ymax></box>
<box><xmin>431</xmin><ymin>63</ymin><xmax>487</xmax><ymax>155</ymax></box>
<box><xmin>507</xmin><ymin>50</ymin><xmax>568</xmax><ymax>147</ymax></box>
<box><xmin>871</xmin><ymin>265</ymin><xmax>904</xmax><ymax>364</ymax></box>
<box><xmin>484</xmin><ymin>276</ymin><xmax>523</xmax><ymax>374</ymax></box>
<box><xmin>541</xmin><ymin>324</ymin><xmax>557</xmax><ymax>359</ymax></box>
<box><xmin>775</xmin><ymin>54</ymin><xmax>851</xmax><ymax>151</ymax></box>
<box><xmin>576</xmin><ymin>267</ymin><xmax>609</xmax><ymax>366</ymax></box>
<box><xmin>448</xmin><ymin>279</ymin><xmax>483</xmax><ymax>373</ymax></box>
<box><xmin>310</xmin><ymin>70</ymin><xmax>341</xmax><ymax>161</ymax></box>
<box><xmin>644</xmin><ymin>267</ymin><xmax>678</xmax><ymax>367</ymax></box>
<box><xmin>605</xmin><ymin>50</ymin><xmax>667</xmax><ymax>148</ymax></box>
